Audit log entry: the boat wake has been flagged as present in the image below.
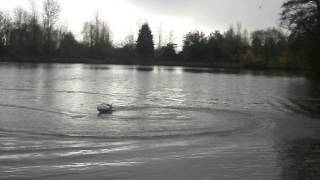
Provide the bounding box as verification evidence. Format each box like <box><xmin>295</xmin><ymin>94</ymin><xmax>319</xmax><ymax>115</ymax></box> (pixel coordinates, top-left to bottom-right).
<box><xmin>0</xmin><ymin>103</ymin><xmax>87</xmax><ymax>118</ymax></box>
<box><xmin>269</xmin><ymin>97</ymin><xmax>320</xmax><ymax>118</ymax></box>
<box><xmin>0</xmin><ymin>104</ymin><xmax>276</xmax><ymax>140</ymax></box>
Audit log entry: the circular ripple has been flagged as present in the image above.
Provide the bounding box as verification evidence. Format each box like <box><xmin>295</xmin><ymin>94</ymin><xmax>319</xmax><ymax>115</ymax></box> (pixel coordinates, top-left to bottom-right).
<box><xmin>88</xmin><ymin>106</ymin><xmax>269</xmax><ymax>139</ymax></box>
<box><xmin>0</xmin><ymin>105</ymin><xmax>273</xmax><ymax>139</ymax></box>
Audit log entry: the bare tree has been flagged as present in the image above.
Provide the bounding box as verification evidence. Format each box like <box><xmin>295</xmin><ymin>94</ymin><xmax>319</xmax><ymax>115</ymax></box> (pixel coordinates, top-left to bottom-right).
<box><xmin>157</xmin><ymin>23</ymin><xmax>163</xmax><ymax>49</ymax></box>
<box><xmin>13</xmin><ymin>8</ymin><xmax>29</xmax><ymax>29</ymax></box>
<box><xmin>168</xmin><ymin>30</ymin><xmax>176</xmax><ymax>44</ymax></box>
<box><xmin>123</xmin><ymin>32</ymin><xmax>135</xmax><ymax>48</ymax></box>
<box><xmin>42</xmin><ymin>0</ymin><xmax>61</xmax><ymax>54</ymax></box>
<box><xmin>0</xmin><ymin>11</ymin><xmax>11</xmax><ymax>54</ymax></box>
<box><xmin>82</xmin><ymin>13</ymin><xmax>112</xmax><ymax>58</ymax></box>
<box><xmin>28</xmin><ymin>0</ymin><xmax>42</xmax><ymax>56</ymax></box>
<box><xmin>43</xmin><ymin>0</ymin><xmax>61</xmax><ymax>31</ymax></box>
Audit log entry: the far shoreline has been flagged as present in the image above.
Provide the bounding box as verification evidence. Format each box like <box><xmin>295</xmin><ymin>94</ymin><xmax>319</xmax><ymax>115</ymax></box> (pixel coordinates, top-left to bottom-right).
<box><xmin>0</xmin><ymin>57</ymin><xmax>308</xmax><ymax>72</ymax></box>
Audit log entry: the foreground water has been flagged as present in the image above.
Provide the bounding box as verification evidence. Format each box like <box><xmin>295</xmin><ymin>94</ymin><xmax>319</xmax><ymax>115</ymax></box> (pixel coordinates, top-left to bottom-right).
<box><xmin>0</xmin><ymin>63</ymin><xmax>320</xmax><ymax>180</ymax></box>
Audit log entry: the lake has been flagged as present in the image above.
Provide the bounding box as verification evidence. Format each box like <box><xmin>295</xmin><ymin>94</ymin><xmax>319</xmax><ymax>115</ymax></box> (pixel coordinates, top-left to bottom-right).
<box><xmin>0</xmin><ymin>63</ymin><xmax>320</xmax><ymax>180</ymax></box>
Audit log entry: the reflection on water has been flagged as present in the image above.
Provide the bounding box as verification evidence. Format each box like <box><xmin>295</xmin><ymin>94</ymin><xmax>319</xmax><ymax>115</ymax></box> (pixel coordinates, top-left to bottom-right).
<box><xmin>183</xmin><ymin>67</ymin><xmax>305</xmax><ymax>77</ymax></box>
<box><xmin>0</xmin><ymin>62</ymin><xmax>319</xmax><ymax>179</ymax></box>
<box><xmin>135</xmin><ymin>66</ymin><xmax>154</xmax><ymax>72</ymax></box>
<box><xmin>278</xmin><ymin>139</ymin><xmax>320</xmax><ymax>180</ymax></box>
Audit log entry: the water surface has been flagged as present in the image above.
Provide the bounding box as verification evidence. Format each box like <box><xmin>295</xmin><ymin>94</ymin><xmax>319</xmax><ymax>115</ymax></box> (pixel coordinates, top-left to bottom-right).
<box><xmin>0</xmin><ymin>63</ymin><xmax>320</xmax><ymax>179</ymax></box>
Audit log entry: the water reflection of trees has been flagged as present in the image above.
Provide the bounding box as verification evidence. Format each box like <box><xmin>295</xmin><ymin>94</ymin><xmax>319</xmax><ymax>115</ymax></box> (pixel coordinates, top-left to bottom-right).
<box><xmin>135</xmin><ymin>66</ymin><xmax>154</xmax><ymax>72</ymax></box>
<box><xmin>286</xmin><ymin>79</ymin><xmax>320</xmax><ymax>117</ymax></box>
<box><xmin>277</xmin><ymin>139</ymin><xmax>320</xmax><ymax>180</ymax></box>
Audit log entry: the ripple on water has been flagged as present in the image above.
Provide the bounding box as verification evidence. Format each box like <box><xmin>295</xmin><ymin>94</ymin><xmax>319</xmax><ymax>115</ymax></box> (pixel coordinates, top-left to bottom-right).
<box><xmin>0</xmin><ymin>104</ymin><xmax>275</xmax><ymax>140</ymax></box>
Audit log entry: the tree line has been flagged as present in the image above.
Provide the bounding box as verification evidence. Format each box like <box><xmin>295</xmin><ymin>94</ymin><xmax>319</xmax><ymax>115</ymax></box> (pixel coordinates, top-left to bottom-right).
<box><xmin>0</xmin><ymin>0</ymin><xmax>113</xmax><ymax>59</ymax></box>
<box><xmin>0</xmin><ymin>0</ymin><xmax>319</xmax><ymax>76</ymax></box>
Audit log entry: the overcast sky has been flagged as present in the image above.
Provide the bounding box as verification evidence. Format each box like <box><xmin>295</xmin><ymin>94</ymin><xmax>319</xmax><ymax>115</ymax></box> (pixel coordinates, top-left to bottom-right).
<box><xmin>0</xmin><ymin>0</ymin><xmax>285</xmax><ymax>46</ymax></box>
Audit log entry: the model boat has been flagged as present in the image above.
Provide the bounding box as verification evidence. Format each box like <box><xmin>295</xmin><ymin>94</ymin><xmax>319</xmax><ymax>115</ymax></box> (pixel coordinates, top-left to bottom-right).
<box><xmin>97</xmin><ymin>103</ymin><xmax>113</xmax><ymax>114</ymax></box>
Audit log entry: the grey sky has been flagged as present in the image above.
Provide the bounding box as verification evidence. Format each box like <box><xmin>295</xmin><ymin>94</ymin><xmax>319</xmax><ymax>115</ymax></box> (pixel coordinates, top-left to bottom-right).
<box><xmin>0</xmin><ymin>0</ymin><xmax>285</xmax><ymax>46</ymax></box>
<box><xmin>131</xmin><ymin>0</ymin><xmax>284</xmax><ymax>30</ymax></box>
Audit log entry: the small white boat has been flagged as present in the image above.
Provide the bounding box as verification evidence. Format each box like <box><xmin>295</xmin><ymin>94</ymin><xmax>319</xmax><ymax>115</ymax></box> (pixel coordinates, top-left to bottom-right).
<box><xmin>97</xmin><ymin>103</ymin><xmax>113</xmax><ymax>114</ymax></box>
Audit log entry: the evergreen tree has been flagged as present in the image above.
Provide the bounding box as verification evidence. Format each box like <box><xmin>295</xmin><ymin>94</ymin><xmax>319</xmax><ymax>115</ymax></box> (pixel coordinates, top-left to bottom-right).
<box><xmin>136</xmin><ymin>23</ymin><xmax>154</xmax><ymax>57</ymax></box>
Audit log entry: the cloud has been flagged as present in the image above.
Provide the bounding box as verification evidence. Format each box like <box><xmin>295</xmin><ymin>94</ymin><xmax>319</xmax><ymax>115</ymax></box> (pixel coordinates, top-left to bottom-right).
<box><xmin>0</xmin><ymin>0</ymin><xmax>286</xmax><ymax>46</ymax></box>
<box><xmin>129</xmin><ymin>0</ymin><xmax>285</xmax><ymax>31</ymax></box>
